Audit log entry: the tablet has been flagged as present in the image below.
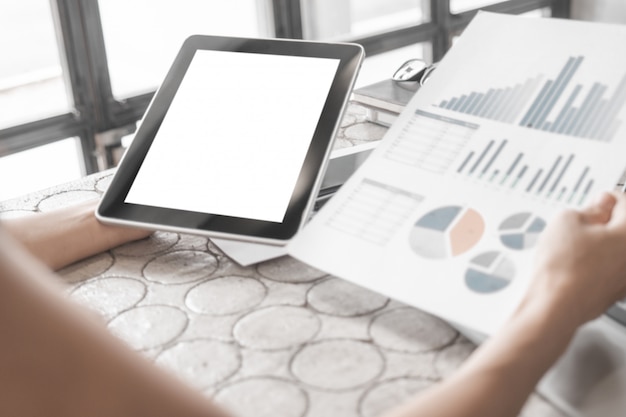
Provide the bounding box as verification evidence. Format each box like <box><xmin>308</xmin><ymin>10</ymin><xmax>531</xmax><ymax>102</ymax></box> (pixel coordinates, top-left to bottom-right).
<box><xmin>97</xmin><ymin>35</ymin><xmax>363</xmax><ymax>245</ymax></box>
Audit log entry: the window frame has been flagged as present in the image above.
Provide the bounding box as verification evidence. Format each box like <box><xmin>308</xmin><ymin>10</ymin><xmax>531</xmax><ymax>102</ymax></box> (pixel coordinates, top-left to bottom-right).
<box><xmin>0</xmin><ymin>0</ymin><xmax>570</xmax><ymax>175</ymax></box>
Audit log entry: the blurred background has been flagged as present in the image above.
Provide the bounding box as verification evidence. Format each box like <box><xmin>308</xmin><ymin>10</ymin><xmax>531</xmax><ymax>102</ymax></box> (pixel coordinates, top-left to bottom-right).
<box><xmin>0</xmin><ymin>0</ymin><xmax>622</xmax><ymax>200</ymax></box>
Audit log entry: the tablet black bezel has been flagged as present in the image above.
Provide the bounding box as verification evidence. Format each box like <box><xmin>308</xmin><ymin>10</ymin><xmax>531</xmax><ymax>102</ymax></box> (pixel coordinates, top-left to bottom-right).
<box><xmin>97</xmin><ymin>35</ymin><xmax>363</xmax><ymax>243</ymax></box>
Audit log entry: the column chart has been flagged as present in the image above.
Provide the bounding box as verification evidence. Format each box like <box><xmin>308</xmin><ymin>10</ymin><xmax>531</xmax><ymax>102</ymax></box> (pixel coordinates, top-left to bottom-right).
<box><xmin>456</xmin><ymin>138</ymin><xmax>595</xmax><ymax>205</ymax></box>
<box><xmin>437</xmin><ymin>56</ymin><xmax>626</xmax><ymax>142</ymax></box>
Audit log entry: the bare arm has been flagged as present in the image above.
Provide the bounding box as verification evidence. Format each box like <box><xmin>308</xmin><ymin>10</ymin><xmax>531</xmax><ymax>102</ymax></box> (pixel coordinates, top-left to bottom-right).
<box><xmin>383</xmin><ymin>191</ymin><xmax>626</xmax><ymax>417</ymax></box>
<box><xmin>0</xmin><ymin>226</ymin><xmax>232</xmax><ymax>417</ymax></box>
<box><xmin>3</xmin><ymin>199</ymin><xmax>151</xmax><ymax>270</ymax></box>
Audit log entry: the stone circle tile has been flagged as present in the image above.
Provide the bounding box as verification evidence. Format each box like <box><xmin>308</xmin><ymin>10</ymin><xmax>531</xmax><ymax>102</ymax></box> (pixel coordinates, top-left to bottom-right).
<box><xmin>359</xmin><ymin>377</ymin><xmax>432</xmax><ymax>417</ymax></box>
<box><xmin>307</xmin><ymin>278</ymin><xmax>388</xmax><ymax>317</ymax></box>
<box><xmin>143</xmin><ymin>250</ymin><xmax>218</xmax><ymax>284</ymax></box>
<box><xmin>369</xmin><ymin>308</ymin><xmax>457</xmax><ymax>353</ymax></box>
<box><xmin>58</xmin><ymin>252</ymin><xmax>114</xmax><ymax>284</ymax></box>
<box><xmin>433</xmin><ymin>341</ymin><xmax>475</xmax><ymax>378</ymax></box>
<box><xmin>113</xmin><ymin>231</ymin><xmax>179</xmax><ymax>257</ymax></box>
<box><xmin>37</xmin><ymin>190</ymin><xmax>100</xmax><ymax>211</ymax></box>
<box><xmin>185</xmin><ymin>275</ymin><xmax>266</xmax><ymax>315</ymax></box>
<box><xmin>176</xmin><ymin>233</ymin><xmax>209</xmax><ymax>250</ymax></box>
<box><xmin>382</xmin><ymin>351</ymin><xmax>438</xmax><ymax>381</ymax></box>
<box><xmin>155</xmin><ymin>339</ymin><xmax>240</xmax><ymax>389</ymax></box>
<box><xmin>215</xmin><ymin>377</ymin><xmax>308</xmax><ymax>417</ymax></box>
<box><xmin>344</xmin><ymin>123</ymin><xmax>387</xmax><ymax>142</ymax></box>
<box><xmin>257</xmin><ymin>256</ymin><xmax>326</xmax><ymax>283</ymax></box>
<box><xmin>108</xmin><ymin>305</ymin><xmax>188</xmax><ymax>350</ymax></box>
<box><xmin>291</xmin><ymin>340</ymin><xmax>384</xmax><ymax>390</ymax></box>
<box><xmin>237</xmin><ymin>349</ymin><xmax>293</xmax><ymax>379</ymax></box>
<box><xmin>95</xmin><ymin>174</ymin><xmax>114</xmax><ymax>193</ymax></box>
<box><xmin>340</xmin><ymin>113</ymin><xmax>358</xmax><ymax>127</ymax></box>
<box><xmin>234</xmin><ymin>306</ymin><xmax>320</xmax><ymax>350</ymax></box>
<box><xmin>70</xmin><ymin>276</ymin><xmax>146</xmax><ymax>319</ymax></box>
<box><xmin>305</xmin><ymin>389</ymin><xmax>363</xmax><ymax>417</ymax></box>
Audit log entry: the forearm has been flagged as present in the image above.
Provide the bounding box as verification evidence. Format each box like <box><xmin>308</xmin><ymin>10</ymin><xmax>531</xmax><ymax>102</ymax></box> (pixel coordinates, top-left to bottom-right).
<box><xmin>3</xmin><ymin>199</ymin><xmax>150</xmax><ymax>270</ymax></box>
<box><xmin>383</xmin><ymin>293</ymin><xmax>577</xmax><ymax>417</ymax></box>
<box><xmin>0</xmin><ymin>228</ymin><xmax>230</xmax><ymax>417</ymax></box>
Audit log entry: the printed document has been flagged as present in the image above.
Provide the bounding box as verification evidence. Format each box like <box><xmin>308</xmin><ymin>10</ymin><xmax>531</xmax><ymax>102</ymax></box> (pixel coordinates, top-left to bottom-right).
<box><xmin>288</xmin><ymin>12</ymin><xmax>626</xmax><ymax>334</ymax></box>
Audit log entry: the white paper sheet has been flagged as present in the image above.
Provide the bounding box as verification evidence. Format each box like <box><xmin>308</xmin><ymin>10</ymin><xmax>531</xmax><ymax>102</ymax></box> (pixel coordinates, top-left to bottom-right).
<box><xmin>288</xmin><ymin>12</ymin><xmax>626</xmax><ymax>335</ymax></box>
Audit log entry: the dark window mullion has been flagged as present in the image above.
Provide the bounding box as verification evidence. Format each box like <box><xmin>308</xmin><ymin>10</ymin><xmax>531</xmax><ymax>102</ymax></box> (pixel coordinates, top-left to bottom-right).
<box><xmin>111</xmin><ymin>92</ymin><xmax>155</xmax><ymax>128</ymax></box>
<box><xmin>272</xmin><ymin>0</ymin><xmax>303</xmax><ymax>39</ymax></box>
<box><xmin>0</xmin><ymin>114</ymin><xmax>84</xmax><ymax>154</ymax></box>
<box><xmin>49</xmin><ymin>0</ymin><xmax>100</xmax><ymax>173</ymax></box>
<box><xmin>76</xmin><ymin>0</ymin><xmax>117</xmax><ymax>130</ymax></box>
<box><xmin>430</xmin><ymin>0</ymin><xmax>452</xmax><ymax>62</ymax></box>
<box><xmin>550</xmin><ymin>0</ymin><xmax>571</xmax><ymax>18</ymax></box>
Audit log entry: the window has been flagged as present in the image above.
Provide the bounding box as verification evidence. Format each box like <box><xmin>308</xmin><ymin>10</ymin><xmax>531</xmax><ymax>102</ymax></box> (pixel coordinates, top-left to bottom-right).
<box><xmin>0</xmin><ymin>0</ymin><xmax>570</xmax><ymax>198</ymax></box>
<box><xmin>0</xmin><ymin>1</ymin><xmax>69</xmax><ymax>129</ymax></box>
<box><xmin>99</xmin><ymin>0</ymin><xmax>266</xmax><ymax>98</ymax></box>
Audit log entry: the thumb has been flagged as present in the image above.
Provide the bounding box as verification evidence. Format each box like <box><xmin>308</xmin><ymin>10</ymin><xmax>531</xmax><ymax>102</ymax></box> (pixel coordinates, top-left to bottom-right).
<box><xmin>579</xmin><ymin>191</ymin><xmax>616</xmax><ymax>224</ymax></box>
<box><xmin>607</xmin><ymin>191</ymin><xmax>626</xmax><ymax>230</ymax></box>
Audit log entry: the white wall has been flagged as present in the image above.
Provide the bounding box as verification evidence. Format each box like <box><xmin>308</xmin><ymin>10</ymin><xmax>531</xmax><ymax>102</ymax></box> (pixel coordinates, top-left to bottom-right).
<box><xmin>571</xmin><ymin>0</ymin><xmax>626</xmax><ymax>23</ymax></box>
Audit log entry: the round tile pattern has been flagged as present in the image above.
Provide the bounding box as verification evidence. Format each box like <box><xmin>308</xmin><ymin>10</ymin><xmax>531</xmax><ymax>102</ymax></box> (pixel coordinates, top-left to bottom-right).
<box><xmin>359</xmin><ymin>378</ymin><xmax>433</xmax><ymax>417</ymax></box>
<box><xmin>370</xmin><ymin>308</ymin><xmax>457</xmax><ymax>353</ymax></box>
<box><xmin>71</xmin><ymin>276</ymin><xmax>146</xmax><ymax>319</ymax></box>
<box><xmin>215</xmin><ymin>378</ymin><xmax>308</xmax><ymax>417</ymax></box>
<box><xmin>156</xmin><ymin>339</ymin><xmax>240</xmax><ymax>389</ymax></box>
<box><xmin>257</xmin><ymin>256</ymin><xmax>327</xmax><ymax>283</ymax></box>
<box><xmin>186</xmin><ymin>276</ymin><xmax>267</xmax><ymax>315</ymax></box>
<box><xmin>144</xmin><ymin>250</ymin><xmax>219</xmax><ymax>284</ymax></box>
<box><xmin>234</xmin><ymin>306</ymin><xmax>320</xmax><ymax>350</ymax></box>
<box><xmin>108</xmin><ymin>305</ymin><xmax>188</xmax><ymax>350</ymax></box>
<box><xmin>291</xmin><ymin>340</ymin><xmax>384</xmax><ymax>390</ymax></box>
<box><xmin>307</xmin><ymin>278</ymin><xmax>388</xmax><ymax>316</ymax></box>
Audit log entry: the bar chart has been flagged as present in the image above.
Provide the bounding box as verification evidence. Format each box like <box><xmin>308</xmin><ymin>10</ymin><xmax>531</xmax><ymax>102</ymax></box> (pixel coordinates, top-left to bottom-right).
<box><xmin>437</xmin><ymin>56</ymin><xmax>626</xmax><ymax>141</ymax></box>
<box><xmin>456</xmin><ymin>138</ymin><xmax>595</xmax><ymax>205</ymax></box>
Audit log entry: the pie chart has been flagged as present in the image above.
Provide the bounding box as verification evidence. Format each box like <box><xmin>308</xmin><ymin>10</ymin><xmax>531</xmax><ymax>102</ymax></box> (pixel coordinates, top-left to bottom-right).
<box><xmin>409</xmin><ymin>206</ymin><xmax>485</xmax><ymax>259</ymax></box>
<box><xmin>465</xmin><ymin>251</ymin><xmax>515</xmax><ymax>293</ymax></box>
<box><xmin>498</xmin><ymin>213</ymin><xmax>546</xmax><ymax>250</ymax></box>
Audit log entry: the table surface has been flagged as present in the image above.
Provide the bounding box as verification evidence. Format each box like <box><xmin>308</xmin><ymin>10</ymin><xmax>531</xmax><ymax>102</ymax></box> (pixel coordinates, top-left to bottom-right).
<box><xmin>0</xmin><ymin>104</ymin><xmax>564</xmax><ymax>417</ymax></box>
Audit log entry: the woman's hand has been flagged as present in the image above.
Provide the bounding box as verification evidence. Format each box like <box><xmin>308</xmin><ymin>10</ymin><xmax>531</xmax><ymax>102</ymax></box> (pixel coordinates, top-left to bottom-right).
<box><xmin>527</xmin><ymin>191</ymin><xmax>626</xmax><ymax>327</ymax></box>
<box><xmin>3</xmin><ymin>199</ymin><xmax>152</xmax><ymax>270</ymax></box>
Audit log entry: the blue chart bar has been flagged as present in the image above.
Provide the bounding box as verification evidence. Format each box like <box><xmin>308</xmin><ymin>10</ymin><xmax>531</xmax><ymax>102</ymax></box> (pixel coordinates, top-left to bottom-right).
<box><xmin>438</xmin><ymin>56</ymin><xmax>626</xmax><ymax>142</ymax></box>
<box><xmin>457</xmin><ymin>140</ymin><xmax>594</xmax><ymax>204</ymax></box>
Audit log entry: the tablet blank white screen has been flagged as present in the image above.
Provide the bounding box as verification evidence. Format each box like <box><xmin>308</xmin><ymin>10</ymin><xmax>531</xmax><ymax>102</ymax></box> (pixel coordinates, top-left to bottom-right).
<box><xmin>124</xmin><ymin>50</ymin><xmax>340</xmax><ymax>222</ymax></box>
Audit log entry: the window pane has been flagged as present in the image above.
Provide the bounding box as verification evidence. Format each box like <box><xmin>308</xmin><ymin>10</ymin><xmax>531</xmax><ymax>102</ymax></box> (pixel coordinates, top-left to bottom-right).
<box><xmin>99</xmin><ymin>0</ymin><xmax>266</xmax><ymax>99</ymax></box>
<box><xmin>0</xmin><ymin>138</ymin><xmax>82</xmax><ymax>201</ymax></box>
<box><xmin>355</xmin><ymin>43</ymin><xmax>430</xmax><ymax>88</ymax></box>
<box><xmin>0</xmin><ymin>2</ymin><xmax>69</xmax><ymax>129</ymax></box>
<box><xmin>303</xmin><ymin>0</ymin><xmax>427</xmax><ymax>40</ymax></box>
<box><xmin>452</xmin><ymin>1</ymin><xmax>553</xmax><ymax>15</ymax></box>
<box><xmin>451</xmin><ymin>0</ymin><xmax>503</xmax><ymax>14</ymax></box>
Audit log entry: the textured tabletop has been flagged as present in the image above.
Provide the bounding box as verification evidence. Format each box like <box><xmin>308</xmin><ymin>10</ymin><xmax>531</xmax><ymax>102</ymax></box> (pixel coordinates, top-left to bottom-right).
<box><xmin>0</xmin><ymin>104</ymin><xmax>563</xmax><ymax>417</ymax></box>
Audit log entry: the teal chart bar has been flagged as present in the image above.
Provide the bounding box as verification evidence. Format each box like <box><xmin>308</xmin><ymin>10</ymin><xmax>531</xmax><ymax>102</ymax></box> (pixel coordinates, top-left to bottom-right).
<box><xmin>437</xmin><ymin>56</ymin><xmax>626</xmax><ymax>142</ymax></box>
